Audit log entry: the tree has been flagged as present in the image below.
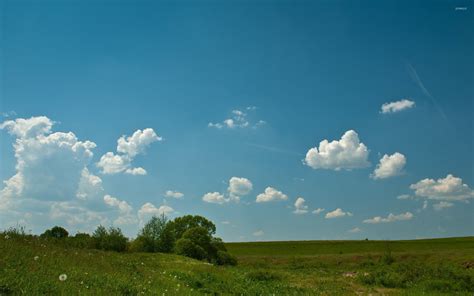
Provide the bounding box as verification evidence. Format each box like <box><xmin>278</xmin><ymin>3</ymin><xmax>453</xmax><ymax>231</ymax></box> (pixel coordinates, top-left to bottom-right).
<box><xmin>41</xmin><ymin>226</ymin><xmax>69</xmax><ymax>238</ymax></box>
<box><xmin>134</xmin><ymin>214</ymin><xmax>175</xmax><ymax>253</ymax></box>
<box><xmin>92</xmin><ymin>225</ymin><xmax>127</xmax><ymax>252</ymax></box>
<box><xmin>167</xmin><ymin>215</ymin><xmax>216</xmax><ymax>241</ymax></box>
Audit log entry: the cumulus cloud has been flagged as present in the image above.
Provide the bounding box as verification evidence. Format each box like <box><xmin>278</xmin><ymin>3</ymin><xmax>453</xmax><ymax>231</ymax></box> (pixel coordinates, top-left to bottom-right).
<box><xmin>293</xmin><ymin>197</ymin><xmax>308</xmax><ymax>214</ymax></box>
<box><xmin>164</xmin><ymin>190</ymin><xmax>184</xmax><ymax>199</ymax></box>
<box><xmin>363</xmin><ymin>212</ymin><xmax>414</xmax><ymax>224</ymax></box>
<box><xmin>228</xmin><ymin>177</ymin><xmax>253</xmax><ymax>201</ymax></box>
<box><xmin>312</xmin><ymin>208</ymin><xmax>325</xmax><ymax>214</ymax></box>
<box><xmin>202</xmin><ymin>192</ymin><xmax>227</xmax><ymax>204</ymax></box>
<box><xmin>433</xmin><ymin>201</ymin><xmax>454</xmax><ymax>211</ymax></box>
<box><xmin>381</xmin><ymin>99</ymin><xmax>415</xmax><ymax>114</ymax></box>
<box><xmin>371</xmin><ymin>152</ymin><xmax>406</xmax><ymax>179</ymax></box>
<box><xmin>410</xmin><ymin>174</ymin><xmax>474</xmax><ymax>201</ymax></box>
<box><xmin>103</xmin><ymin>194</ymin><xmax>136</xmax><ymax>225</ymax></box>
<box><xmin>304</xmin><ymin>130</ymin><xmax>370</xmax><ymax>170</ymax></box>
<box><xmin>97</xmin><ymin>128</ymin><xmax>161</xmax><ymax>175</ymax></box>
<box><xmin>256</xmin><ymin>187</ymin><xmax>288</xmax><ymax>203</ymax></box>
<box><xmin>208</xmin><ymin>108</ymin><xmax>264</xmax><ymax>129</ymax></box>
<box><xmin>325</xmin><ymin>208</ymin><xmax>353</xmax><ymax>219</ymax></box>
<box><xmin>253</xmin><ymin>230</ymin><xmax>264</xmax><ymax>237</ymax></box>
<box><xmin>117</xmin><ymin>128</ymin><xmax>162</xmax><ymax>157</ymax></box>
<box><xmin>0</xmin><ymin>116</ymin><xmax>117</xmax><ymax>232</ymax></box>
<box><xmin>202</xmin><ymin>177</ymin><xmax>253</xmax><ymax>205</ymax></box>
<box><xmin>137</xmin><ymin>202</ymin><xmax>174</xmax><ymax>225</ymax></box>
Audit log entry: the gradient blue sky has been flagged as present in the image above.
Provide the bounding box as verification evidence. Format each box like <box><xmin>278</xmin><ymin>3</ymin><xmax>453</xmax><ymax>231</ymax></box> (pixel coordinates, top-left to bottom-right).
<box><xmin>1</xmin><ymin>0</ymin><xmax>473</xmax><ymax>241</ymax></box>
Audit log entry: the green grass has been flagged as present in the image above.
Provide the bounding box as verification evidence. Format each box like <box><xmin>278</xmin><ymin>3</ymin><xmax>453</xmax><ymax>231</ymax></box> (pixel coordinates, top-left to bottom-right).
<box><xmin>1</xmin><ymin>235</ymin><xmax>473</xmax><ymax>295</ymax></box>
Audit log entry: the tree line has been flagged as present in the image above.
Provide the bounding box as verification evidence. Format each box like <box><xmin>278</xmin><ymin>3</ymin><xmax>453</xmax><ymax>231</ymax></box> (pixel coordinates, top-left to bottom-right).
<box><xmin>30</xmin><ymin>214</ymin><xmax>237</xmax><ymax>266</ymax></box>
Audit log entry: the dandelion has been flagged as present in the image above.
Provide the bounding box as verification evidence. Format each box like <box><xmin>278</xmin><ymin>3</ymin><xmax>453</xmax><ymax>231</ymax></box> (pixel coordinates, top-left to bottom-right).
<box><xmin>34</xmin><ymin>256</ymin><xmax>39</xmax><ymax>261</ymax></box>
<box><xmin>4</xmin><ymin>235</ymin><xmax>10</xmax><ymax>240</ymax></box>
<box><xmin>59</xmin><ymin>274</ymin><xmax>68</xmax><ymax>281</ymax></box>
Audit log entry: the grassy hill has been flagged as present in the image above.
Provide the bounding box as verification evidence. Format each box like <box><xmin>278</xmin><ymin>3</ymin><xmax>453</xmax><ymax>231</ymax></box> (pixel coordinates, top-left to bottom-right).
<box><xmin>1</xmin><ymin>235</ymin><xmax>473</xmax><ymax>295</ymax></box>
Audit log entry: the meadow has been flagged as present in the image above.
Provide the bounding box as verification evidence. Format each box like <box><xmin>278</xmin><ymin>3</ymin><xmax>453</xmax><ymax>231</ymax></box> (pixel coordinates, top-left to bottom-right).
<box><xmin>1</xmin><ymin>234</ymin><xmax>473</xmax><ymax>295</ymax></box>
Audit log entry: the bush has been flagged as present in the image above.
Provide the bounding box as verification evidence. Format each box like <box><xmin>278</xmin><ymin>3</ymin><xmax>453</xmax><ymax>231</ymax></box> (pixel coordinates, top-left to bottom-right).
<box><xmin>92</xmin><ymin>226</ymin><xmax>128</xmax><ymax>252</ymax></box>
<box><xmin>175</xmin><ymin>238</ymin><xmax>207</xmax><ymax>260</ymax></box>
<box><xmin>41</xmin><ymin>226</ymin><xmax>69</xmax><ymax>239</ymax></box>
<box><xmin>215</xmin><ymin>250</ymin><xmax>237</xmax><ymax>266</ymax></box>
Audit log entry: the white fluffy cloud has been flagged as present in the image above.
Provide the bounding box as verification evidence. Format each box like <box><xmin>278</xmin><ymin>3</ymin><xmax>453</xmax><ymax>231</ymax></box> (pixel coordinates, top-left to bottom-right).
<box><xmin>293</xmin><ymin>197</ymin><xmax>308</xmax><ymax>214</ymax></box>
<box><xmin>253</xmin><ymin>230</ymin><xmax>264</xmax><ymax>236</ymax></box>
<box><xmin>325</xmin><ymin>208</ymin><xmax>353</xmax><ymax>219</ymax></box>
<box><xmin>363</xmin><ymin>212</ymin><xmax>414</xmax><ymax>224</ymax></box>
<box><xmin>164</xmin><ymin>190</ymin><xmax>184</xmax><ymax>199</ymax></box>
<box><xmin>228</xmin><ymin>177</ymin><xmax>253</xmax><ymax>201</ymax></box>
<box><xmin>117</xmin><ymin>128</ymin><xmax>162</xmax><ymax>157</ymax></box>
<box><xmin>202</xmin><ymin>177</ymin><xmax>253</xmax><ymax>205</ymax></box>
<box><xmin>409</xmin><ymin>174</ymin><xmax>474</xmax><ymax>201</ymax></box>
<box><xmin>256</xmin><ymin>187</ymin><xmax>288</xmax><ymax>203</ymax></box>
<box><xmin>202</xmin><ymin>192</ymin><xmax>227</xmax><ymax>204</ymax></box>
<box><xmin>0</xmin><ymin>116</ymin><xmax>114</xmax><ymax>232</ymax></box>
<box><xmin>312</xmin><ymin>208</ymin><xmax>325</xmax><ymax>214</ymax></box>
<box><xmin>304</xmin><ymin>130</ymin><xmax>370</xmax><ymax>170</ymax></box>
<box><xmin>433</xmin><ymin>201</ymin><xmax>454</xmax><ymax>211</ymax></box>
<box><xmin>381</xmin><ymin>99</ymin><xmax>415</xmax><ymax>114</ymax></box>
<box><xmin>103</xmin><ymin>194</ymin><xmax>136</xmax><ymax>225</ymax></box>
<box><xmin>97</xmin><ymin>152</ymin><xmax>130</xmax><ymax>174</ymax></box>
<box><xmin>137</xmin><ymin>202</ymin><xmax>174</xmax><ymax>225</ymax></box>
<box><xmin>97</xmin><ymin>128</ymin><xmax>161</xmax><ymax>175</ymax></box>
<box><xmin>371</xmin><ymin>152</ymin><xmax>406</xmax><ymax>179</ymax></box>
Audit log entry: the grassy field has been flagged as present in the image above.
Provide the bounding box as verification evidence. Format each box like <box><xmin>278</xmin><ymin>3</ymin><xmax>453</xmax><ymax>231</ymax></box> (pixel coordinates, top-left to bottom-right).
<box><xmin>1</xmin><ymin>235</ymin><xmax>473</xmax><ymax>295</ymax></box>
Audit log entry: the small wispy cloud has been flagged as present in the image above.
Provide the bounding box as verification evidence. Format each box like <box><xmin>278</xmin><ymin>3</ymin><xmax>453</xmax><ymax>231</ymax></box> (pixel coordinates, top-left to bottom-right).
<box><xmin>208</xmin><ymin>107</ymin><xmax>265</xmax><ymax>129</ymax></box>
<box><xmin>406</xmin><ymin>63</ymin><xmax>447</xmax><ymax>120</ymax></box>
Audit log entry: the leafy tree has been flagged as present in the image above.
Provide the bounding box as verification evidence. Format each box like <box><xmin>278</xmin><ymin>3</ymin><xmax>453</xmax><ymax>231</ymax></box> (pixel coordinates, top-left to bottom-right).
<box><xmin>134</xmin><ymin>214</ymin><xmax>174</xmax><ymax>252</ymax></box>
<box><xmin>167</xmin><ymin>215</ymin><xmax>216</xmax><ymax>240</ymax></box>
<box><xmin>92</xmin><ymin>225</ymin><xmax>127</xmax><ymax>252</ymax></box>
<box><xmin>41</xmin><ymin>226</ymin><xmax>69</xmax><ymax>238</ymax></box>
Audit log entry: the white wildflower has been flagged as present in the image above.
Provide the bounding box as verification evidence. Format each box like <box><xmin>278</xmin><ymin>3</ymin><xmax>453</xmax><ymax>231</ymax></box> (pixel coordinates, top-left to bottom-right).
<box><xmin>59</xmin><ymin>274</ymin><xmax>67</xmax><ymax>281</ymax></box>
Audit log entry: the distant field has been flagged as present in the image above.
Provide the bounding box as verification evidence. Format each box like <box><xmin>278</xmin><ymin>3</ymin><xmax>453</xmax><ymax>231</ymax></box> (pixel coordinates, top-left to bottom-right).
<box><xmin>226</xmin><ymin>237</ymin><xmax>474</xmax><ymax>256</ymax></box>
<box><xmin>1</xmin><ymin>236</ymin><xmax>473</xmax><ymax>295</ymax></box>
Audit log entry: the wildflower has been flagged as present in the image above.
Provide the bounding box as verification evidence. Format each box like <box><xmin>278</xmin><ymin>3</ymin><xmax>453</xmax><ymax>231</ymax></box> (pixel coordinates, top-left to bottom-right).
<box><xmin>59</xmin><ymin>274</ymin><xmax>68</xmax><ymax>281</ymax></box>
<box><xmin>34</xmin><ymin>256</ymin><xmax>39</xmax><ymax>261</ymax></box>
<box><xmin>4</xmin><ymin>235</ymin><xmax>10</xmax><ymax>240</ymax></box>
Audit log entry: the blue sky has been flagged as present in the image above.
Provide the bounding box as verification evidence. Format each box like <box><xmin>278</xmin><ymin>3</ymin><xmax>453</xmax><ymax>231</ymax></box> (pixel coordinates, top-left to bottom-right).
<box><xmin>1</xmin><ymin>0</ymin><xmax>473</xmax><ymax>241</ymax></box>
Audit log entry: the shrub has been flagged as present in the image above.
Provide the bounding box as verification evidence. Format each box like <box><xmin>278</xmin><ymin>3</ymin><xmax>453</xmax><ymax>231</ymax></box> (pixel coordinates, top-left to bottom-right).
<box><xmin>41</xmin><ymin>226</ymin><xmax>69</xmax><ymax>239</ymax></box>
<box><xmin>215</xmin><ymin>250</ymin><xmax>237</xmax><ymax>266</ymax></box>
<box><xmin>92</xmin><ymin>225</ymin><xmax>128</xmax><ymax>252</ymax></box>
<box><xmin>175</xmin><ymin>238</ymin><xmax>207</xmax><ymax>260</ymax></box>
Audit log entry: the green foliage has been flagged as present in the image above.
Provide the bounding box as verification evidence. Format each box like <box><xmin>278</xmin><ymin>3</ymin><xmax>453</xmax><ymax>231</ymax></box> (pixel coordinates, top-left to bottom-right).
<box><xmin>167</xmin><ymin>215</ymin><xmax>216</xmax><ymax>240</ymax></box>
<box><xmin>175</xmin><ymin>238</ymin><xmax>207</xmax><ymax>260</ymax></box>
<box><xmin>41</xmin><ymin>226</ymin><xmax>69</xmax><ymax>239</ymax></box>
<box><xmin>133</xmin><ymin>214</ymin><xmax>175</xmax><ymax>253</ymax></box>
<box><xmin>215</xmin><ymin>250</ymin><xmax>237</xmax><ymax>266</ymax></box>
<box><xmin>92</xmin><ymin>225</ymin><xmax>127</xmax><ymax>252</ymax></box>
<box><xmin>2</xmin><ymin>225</ymin><xmax>29</xmax><ymax>239</ymax></box>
